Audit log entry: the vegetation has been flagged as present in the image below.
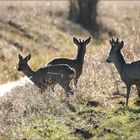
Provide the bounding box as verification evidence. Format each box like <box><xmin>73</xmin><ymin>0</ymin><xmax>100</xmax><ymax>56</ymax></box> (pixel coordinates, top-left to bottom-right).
<box><xmin>0</xmin><ymin>1</ymin><xmax>140</xmax><ymax>140</ymax></box>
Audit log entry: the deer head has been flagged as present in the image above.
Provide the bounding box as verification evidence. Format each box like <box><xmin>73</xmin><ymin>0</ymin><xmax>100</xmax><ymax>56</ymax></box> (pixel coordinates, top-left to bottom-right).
<box><xmin>106</xmin><ymin>37</ymin><xmax>124</xmax><ymax>63</ymax></box>
<box><xmin>73</xmin><ymin>37</ymin><xmax>91</xmax><ymax>55</ymax></box>
<box><xmin>18</xmin><ymin>54</ymin><xmax>31</xmax><ymax>71</ymax></box>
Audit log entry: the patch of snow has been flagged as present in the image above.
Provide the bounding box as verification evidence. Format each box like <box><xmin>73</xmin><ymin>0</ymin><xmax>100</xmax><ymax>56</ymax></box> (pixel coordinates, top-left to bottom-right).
<box><xmin>0</xmin><ymin>76</ymin><xmax>33</xmax><ymax>97</ymax></box>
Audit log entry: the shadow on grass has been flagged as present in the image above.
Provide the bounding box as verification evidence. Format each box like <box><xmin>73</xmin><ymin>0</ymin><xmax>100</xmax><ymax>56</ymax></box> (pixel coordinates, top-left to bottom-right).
<box><xmin>73</xmin><ymin>128</ymin><xmax>93</xmax><ymax>139</ymax></box>
<box><xmin>128</xmin><ymin>108</ymin><xmax>140</xmax><ymax>114</ymax></box>
<box><xmin>86</xmin><ymin>100</ymin><xmax>100</xmax><ymax>107</ymax></box>
<box><xmin>114</xmin><ymin>105</ymin><xmax>140</xmax><ymax>115</ymax></box>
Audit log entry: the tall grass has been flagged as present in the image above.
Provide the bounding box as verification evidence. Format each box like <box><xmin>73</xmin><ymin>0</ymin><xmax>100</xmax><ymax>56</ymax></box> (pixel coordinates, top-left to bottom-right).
<box><xmin>0</xmin><ymin>1</ymin><xmax>140</xmax><ymax>139</ymax></box>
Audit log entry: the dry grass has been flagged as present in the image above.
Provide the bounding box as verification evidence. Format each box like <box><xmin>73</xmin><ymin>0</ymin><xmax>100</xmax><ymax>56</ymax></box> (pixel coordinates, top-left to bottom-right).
<box><xmin>0</xmin><ymin>1</ymin><xmax>90</xmax><ymax>84</ymax></box>
<box><xmin>0</xmin><ymin>1</ymin><xmax>140</xmax><ymax>139</ymax></box>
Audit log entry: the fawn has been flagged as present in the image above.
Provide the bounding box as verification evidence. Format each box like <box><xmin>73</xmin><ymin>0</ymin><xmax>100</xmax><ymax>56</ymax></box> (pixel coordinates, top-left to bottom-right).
<box><xmin>17</xmin><ymin>54</ymin><xmax>75</xmax><ymax>97</ymax></box>
<box><xmin>107</xmin><ymin>37</ymin><xmax>140</xmax><ymax>106</ymax></box>
<box><xmin>48</xmin><ymin>37</ymin><xmax>91</xmax><ymax>88</ymax></box>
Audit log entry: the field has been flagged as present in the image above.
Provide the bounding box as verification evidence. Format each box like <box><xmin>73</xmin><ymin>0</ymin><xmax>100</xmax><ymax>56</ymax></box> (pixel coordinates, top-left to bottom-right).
<box><xmin>0</xmin><ymin>1</ymin><xmax>140</xmax><ymax>139</ymax></box>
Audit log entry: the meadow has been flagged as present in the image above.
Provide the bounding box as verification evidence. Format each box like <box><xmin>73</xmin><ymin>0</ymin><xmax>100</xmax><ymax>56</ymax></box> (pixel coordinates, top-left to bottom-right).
<box><xmin>0</xmin><ymin>1</ymin><xmax>140</xmax><ymax>139</ymax></box>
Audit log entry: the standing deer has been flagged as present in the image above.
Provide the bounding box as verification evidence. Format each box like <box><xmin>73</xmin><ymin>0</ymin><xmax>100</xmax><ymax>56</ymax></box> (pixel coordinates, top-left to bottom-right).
<box><xmin>17</xmin><ymin>54</ymin><xmax>75</xmax><ymax>97</ymax></box>
<box><xmin>48</xmin><ymin>37</ymin><xmax>91</xmax><ymax>88</ymax></box>
<box><xmin>106</xmin><ymin>37</ymin><xmax>140</xmax><ymax>106</ymax></box>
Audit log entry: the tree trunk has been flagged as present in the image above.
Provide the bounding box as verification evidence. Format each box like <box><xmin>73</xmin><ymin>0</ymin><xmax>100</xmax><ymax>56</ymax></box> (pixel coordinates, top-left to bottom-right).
<box><xmin>69</xmin><ymin>0</ymin><xmax>99</xmax><ymax>34</ymax></box>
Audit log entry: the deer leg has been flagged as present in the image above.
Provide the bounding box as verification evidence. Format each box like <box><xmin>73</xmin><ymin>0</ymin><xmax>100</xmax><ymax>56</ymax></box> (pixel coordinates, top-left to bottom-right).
<box><xmin>136</xmin><ymin>84</ymin><xmax>140</xmax><ymax>99</ymax></box>
<box><xmin>36</xmin><ymin>83</ymin><xmax>44</xmax><ymax>93</ymax></box>
<box><xmin>61</xmin><ymin>81</ymin><xmax>74</xmax><ymax>97</ymax></box>
<box><xmin>74</xmin><ymin>78</ymin><xmax>78</xmax><ymax>88</ymax></box>
<box><xmin>45</xmin><ymin>77</ymin><xmax>55</xmax><ymax>92</ymax></box>
<box><xmin>51</xmin><ymin>86</ymin><xmax>55</xmax><ymax>92</ymax></box>
<box><xmin>46</xmin><ymin>85</ymin><xmax>54</xmax><ymax>92</ymax></box>
<box><xmin>39</xmin><ymin>85</ymin><xmax>45</xmax><ymax>93</ymax></box>
<box><xmin>126</xmin><ymin>84</ymin><xmax>131</xmax><ymax>106</ymax></box>
<box><xmin>46</xmin><ymin>86</ymin><xmax>54</xmax><ymax>92</ymax></box>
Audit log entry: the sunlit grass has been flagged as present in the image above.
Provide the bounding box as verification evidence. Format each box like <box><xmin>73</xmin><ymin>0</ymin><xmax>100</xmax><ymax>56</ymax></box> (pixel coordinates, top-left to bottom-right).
<box><xmin>0</xmin><ymin>1</ymin><xmax>140</xmax><ymax>140</ymax></box>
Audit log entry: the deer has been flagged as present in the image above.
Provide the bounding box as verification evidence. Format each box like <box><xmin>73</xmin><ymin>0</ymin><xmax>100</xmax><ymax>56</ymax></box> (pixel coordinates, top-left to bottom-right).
<box><xmin>47</xmin><ymin>37</ymin><xmax>91</xmax><ymax>88</ymax></box>
<box><xmin>17</xmin><ymin>54</ymin><xmax>76</xmax><ymax>97</ymax></box>
<box><xmin>106</xmin><ymin>37</ymin><xmax>140</xmax><ymax>106</ymax></box>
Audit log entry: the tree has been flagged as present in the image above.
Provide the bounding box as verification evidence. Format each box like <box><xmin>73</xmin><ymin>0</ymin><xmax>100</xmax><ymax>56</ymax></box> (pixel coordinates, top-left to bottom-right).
<box><xmin>69</xmin><ymin>0</ymin><xmax>99</xmax><ymax>34</ymax></box>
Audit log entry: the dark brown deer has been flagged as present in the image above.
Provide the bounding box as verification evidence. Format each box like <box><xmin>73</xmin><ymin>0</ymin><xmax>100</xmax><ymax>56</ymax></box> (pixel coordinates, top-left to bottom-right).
<box><xmin>17</xmin><ymin>54</ymin><xmax>75</xmax><ymax>97</ymax></box>
<box><xmin>106</xmin><ymin>37</ymin><xmax>140</xmax><ymax>106</ymax></box>
<box><xmin>48</xmin><ymin>37</ymin><xmax>91</xmax><ymax>88</ymax></box>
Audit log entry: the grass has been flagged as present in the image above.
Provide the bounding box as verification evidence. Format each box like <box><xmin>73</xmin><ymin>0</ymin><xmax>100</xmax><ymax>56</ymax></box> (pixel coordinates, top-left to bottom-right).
<box><xmin>0</xmin><ymin>85</ymin><xmax>140</xmax><ymax>139</ymax></box>
<box><xmin>0</xmin><ymin>6</ymin><xmax>92</xmax><ymax>84</ymax></box>
<box><xmin>0</xmin><ymin>1</ymin><xmax>140</xmax><ymax>140</ymax></box>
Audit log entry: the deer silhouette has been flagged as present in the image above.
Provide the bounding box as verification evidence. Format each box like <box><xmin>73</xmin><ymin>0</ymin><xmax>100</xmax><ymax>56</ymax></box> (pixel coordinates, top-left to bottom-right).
<box><xmin>17</xmin><ymin>54</ymin><xmax>75</xmax><ymax>97</ymax></box>
<box><xmin>48</xmin><ymin>37</ymin><xmax>91</xmax><ymax>88</ymax></box>
<box><xmin>107</xmin><ymin>37</ymin><xmax>140</xmax><ymax>106</ymax></box>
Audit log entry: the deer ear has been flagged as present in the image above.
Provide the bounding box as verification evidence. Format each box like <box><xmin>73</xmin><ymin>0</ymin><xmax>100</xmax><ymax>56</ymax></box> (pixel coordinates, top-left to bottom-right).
<box><xmin>73</xmin><ymin>37</ymin><xmax>79</xmax><ymax>46</ymax></box>
<box><xmin>18</xmin><ymin>54</ymin><xmax>23</xmax><ymax>60</ymax></box>
<box><xmin>120</xmin><ymin>41</ymin><xmax>124</xmax><ymax>49</ymax></box>
<box><xmin>25</xmin><ymin>54</ymin><xmax>31</xmax><ymax>61</ymax></box>
<box><xmin>116</xmin><ymin>37</ymin><xmax>119</xmax><ymax>42</ymax></box>
<box><xmin>111</xmin><ymin>37</ymin><xmax>115</xmax><ymax>43</ymax></box>
<box><xmin>84</xmin><ymin>37</ymin><xmax>91</xmax><ymax>45</ymax></box>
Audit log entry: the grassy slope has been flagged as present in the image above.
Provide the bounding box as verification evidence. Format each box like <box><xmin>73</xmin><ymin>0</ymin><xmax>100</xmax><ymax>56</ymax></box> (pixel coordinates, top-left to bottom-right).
<box><xmin>0</xmin><ymin>1</ymin><xmax>140</xmax><ymax>140</ymax></box>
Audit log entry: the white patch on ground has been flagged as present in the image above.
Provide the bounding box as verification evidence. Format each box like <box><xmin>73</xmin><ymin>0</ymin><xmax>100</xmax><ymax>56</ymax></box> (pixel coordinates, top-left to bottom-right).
<box><xmin>0</xmin><ymin>76</ymin><xmax>33</xmax><ymax>97</ymax></box>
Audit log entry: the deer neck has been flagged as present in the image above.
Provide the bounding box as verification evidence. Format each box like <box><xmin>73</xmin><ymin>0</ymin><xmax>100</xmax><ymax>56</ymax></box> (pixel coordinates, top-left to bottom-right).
<box><xmin>76</xmin><ymin>48</ymin><xmax>85</xmax><ymax>66</ymax></box>
<box><xmin>23</xmin><ymin>65</ymin><xmax>34</xmax><ymax>78</ymax></box>
<box><xmin>114</xmin><ymin>51</ymin><xmax>126</xmax><ymax>75</ymax></box>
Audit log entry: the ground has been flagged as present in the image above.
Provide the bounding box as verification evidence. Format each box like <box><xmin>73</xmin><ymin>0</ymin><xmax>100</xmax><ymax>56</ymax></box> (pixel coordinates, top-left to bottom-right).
<box><xmin>0</xmin><ymin>1</ymin><xmax>140</xmax><ymax>140</ymax></box>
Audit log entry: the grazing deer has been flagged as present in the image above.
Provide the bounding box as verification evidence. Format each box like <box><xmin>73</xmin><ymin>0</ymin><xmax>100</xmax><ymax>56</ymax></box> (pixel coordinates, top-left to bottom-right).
<box><xmin>106</xmin><ymin>37</ymin><xmax>140</xmax><ymax>106</ymax></box>
<box><xmin>17</xmin><ymin>54</ymin><xmax>75</xmax><ymax>97</ymax></box>
<box><xmin>48</xmin><ymin>37</ymin><xmax>91</xmax><ymax>88</ymax></box>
